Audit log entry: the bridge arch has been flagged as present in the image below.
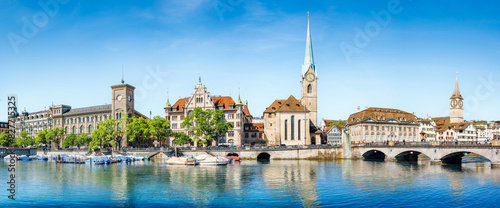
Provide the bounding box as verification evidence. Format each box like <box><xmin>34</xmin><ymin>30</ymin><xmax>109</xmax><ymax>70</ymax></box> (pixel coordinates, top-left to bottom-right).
<box><xmin>394</xmin><ymin>150</ymin><xmax>427</xmax><ymax>161</ymax></box>
<box><xmin>227</xmin><ymin>152</ymin><xmax>239</xmax><ymax>157</ymax></box>
<box><xmin>362</xmin><ymin>149</ymin><xmax>387</xmax><ymax>160</ymax></box>
<box><xmin>440</xmin><ymin>151</ymin><xmax>490</xmax><ymax>164</ymax></box>
<box><xmin>257</xmin><ymin>152</ymin><xmax>271</xmax><ymax>160</ymax></box>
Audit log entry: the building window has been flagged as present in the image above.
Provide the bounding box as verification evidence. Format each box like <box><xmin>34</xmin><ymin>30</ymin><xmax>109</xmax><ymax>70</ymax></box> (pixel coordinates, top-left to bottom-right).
<box><xmin>172</xmin><ymin>123</ymin><xmax>177</xmax><ymax>129</ymax></box>
<box><xmin>80</xmin><ymin>125</ymin><xmax>84</xmax><ymax>133</ymax></box>
<box><xmin>88</xmin><ymin>124</ymin><xmax>93</xmax><ymax>133</ymax></box>
<box><xmin>245</xmin><ymin>133</ymin><xmax>249</xmax><ymax>138</ymax></box>
<box><xmin>307</xmin><ymin>84</ymin><xmax>312</xmax><ymax>94</ymax></box>
<box><xmin>291</xmin><ymin>116</ymin><xmax>295</xmax><ymax>140</ymax></box>
<box><xmin>251</xmin><ymin>133</ymin><xmax>256</xmax><ymax>138</ymax></box>
<box><xmin>298</xmin><ymin>120</ymin><xmax>301</xmax><ymax>140</ymax></box>
<box><xmin>172</xmin><ymin>116</ymin><xmax>177</xmax><ymax>121</ymax></box>
<box><xmin>285</xmin><ymin>120</ymin><xmax>288</xmax><ymax>140</ymax></box>
<box><xmin>72</xmin><ymin>126</ymin><xmax>76</xmax><ymax>134</ymax></box>
<box><xmin>228</xmin><ymin>131</ymin><xmax>234</xmax><ymax>137</ymax></box>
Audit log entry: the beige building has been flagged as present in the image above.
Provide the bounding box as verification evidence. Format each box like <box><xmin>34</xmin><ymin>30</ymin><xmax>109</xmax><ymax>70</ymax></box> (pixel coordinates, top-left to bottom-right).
<box><xmin>14</xmin><ymin>81</ymin><xmax>146</xmax><ymax>147</ymax></box>
<box><xmin>164</xmin><ymin>77</ymin><xmax>252</xmax><ymax>147</ymax></box>
<box><xmin>347</xmin><ymin>107</ymin><xmax>420</xmax><ymax>144</ymax></box>
<box><xmin>0</xmin><ymin>122</ymin><xmax>8</xmax><ymax>134</ymax></box>
<box><xmin>263</xmin><ymin>15</ymin><xmax>320</xmax><ymax>146</ymax></box>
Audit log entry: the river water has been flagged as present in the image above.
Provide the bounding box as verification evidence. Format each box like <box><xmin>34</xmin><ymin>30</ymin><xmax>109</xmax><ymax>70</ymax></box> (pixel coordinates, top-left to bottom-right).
<box><xmin>1</xmin><ymin>158</ymin><xmax>500</xmax><ymax>207</ymax></box>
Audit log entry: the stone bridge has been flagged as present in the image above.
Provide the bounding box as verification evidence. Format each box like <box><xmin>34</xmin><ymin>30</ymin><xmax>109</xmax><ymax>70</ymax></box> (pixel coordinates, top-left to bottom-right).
<box><xmin>351</xmin><ymin>145</ymin><xmax>500</xmax><ymax>167</ymax></box>
<box><xmin>159</xmin><ymin>147</ymin><xmax>344</xmax><ymax>160</ymax></box>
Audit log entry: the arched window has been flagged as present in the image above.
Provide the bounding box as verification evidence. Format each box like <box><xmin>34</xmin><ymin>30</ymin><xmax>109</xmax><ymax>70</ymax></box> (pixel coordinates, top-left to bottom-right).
<box><xmin>72</xmin><ymin>126</ymin><xmax>76</xmax><ymax>134</ymax></box>
<box><xmin>88</xmin><ymin>124</ymin><xmax>93</xmax><ymax>133</ymax></box>
<box><xmin>284</xmin><ymin>120</ymin><xmax>288</xmax><ymax>140</ymax></box>
<box><xmin>291</xmin><ymin>116</ymin><xmax>295</xmax><ymax>140</ymax></box>
<box><xmin>80</xmin><ymin>125</ymin><xmax>84</xmax><ymax>133</ymax></box>
<box><xmin>298</xmin><ymin>120</ymin><xmax>301</xmax><ymax>140</ymax></box>
<box><xmin>307</xmin><ymin>84</ymin><xmax>312</xmax><ymax>94</ymax></box>
<box><xmin>65</xmin><ymin>127</ymin><xmax>68</xmax><ymax>134</ymax></box>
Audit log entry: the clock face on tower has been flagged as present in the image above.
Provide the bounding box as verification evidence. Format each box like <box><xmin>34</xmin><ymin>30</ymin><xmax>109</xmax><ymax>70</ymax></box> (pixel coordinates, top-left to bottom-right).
<box><xmin>116</xmin><ymin>95</ymin><xmax>122</xmax><ymax>101</ymax></box>
<box><xmin>450</xmin><ymin>99</ymin><xmax>457</xmax><ymax>108</ymax></box>
<box><xmin>306</xmin><ymin>72</ymin><xmax>315</xmax><ymax>82</ymax></box>
<box><xmin>458</xmin><ymin>100</ymin><xmax>463</xmax><ymax>108</ymax></box>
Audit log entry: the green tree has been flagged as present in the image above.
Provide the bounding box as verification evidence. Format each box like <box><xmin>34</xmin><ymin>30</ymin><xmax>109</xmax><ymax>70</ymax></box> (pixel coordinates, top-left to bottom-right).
<box><xmin>35</xmin><ymin>128</ymin><xmax>48</xmax><ymax>145</ymax></box>
<box><xmin>147</xmin><ymin>116</ymin><xmax>173</xmax><ymax>146</ymax></box>
<box><xmin>182</xmin><ymin>107</ymin><xmax>234</xmax><ymax>147</ymax></box>
<box><xmin>75</xmin><ymin>133</ymin><xmax>92</xmax><ymax>146</ymax></box>
<box><xmin>125</xmin><ymin>116</ymin><xmax>149</xmax><ymax>145</ymax></box>
<box><xmin>0</xmin><ymin>132</ymin><xmax>12</xmax><ymax>147</ymax></box>
<box><xmin>89</xmin><ymin>116</ymin><xmax>124</xmax><ymax>151</ymax></box>
<box><xmin>173</xmin><ymin>132</ymin><xmax>192</xmax><ymax>146</ymax></box>
<box><xmin>47</xmin><ymin>127</ymin><xmax>64</xmax><ymax>149</ymax></box>
<box><xmin>330</xmin><ymin>120</ymin><xmax>346</xmax><ymax>127</ymax></box>
<box><xmin>63</xmin><ymin>133</ymin><xmax>77</xmax><ymax>148</ymax></box>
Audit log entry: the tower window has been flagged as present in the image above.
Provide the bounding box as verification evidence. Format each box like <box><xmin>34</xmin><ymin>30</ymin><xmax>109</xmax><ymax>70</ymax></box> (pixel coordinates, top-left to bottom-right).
<box><xmin>307</xmin><ymin>84</ymin><xmax>312</xmax><ymax>94</ymax></box>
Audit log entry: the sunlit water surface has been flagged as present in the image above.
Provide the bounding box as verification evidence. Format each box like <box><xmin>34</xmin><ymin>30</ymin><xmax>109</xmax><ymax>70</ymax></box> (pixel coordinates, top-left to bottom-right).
<box><xmin>1</xmin><ymin>157</ymin><xmax>500</xmax><ymax>207</ymax></box>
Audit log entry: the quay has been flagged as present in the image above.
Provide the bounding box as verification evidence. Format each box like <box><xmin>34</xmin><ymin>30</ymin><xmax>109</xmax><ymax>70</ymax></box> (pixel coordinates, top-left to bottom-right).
<box><xmin>4</xmin><ymin>144</ymin><xmax>500</xmax><ymax>168</ymax></box>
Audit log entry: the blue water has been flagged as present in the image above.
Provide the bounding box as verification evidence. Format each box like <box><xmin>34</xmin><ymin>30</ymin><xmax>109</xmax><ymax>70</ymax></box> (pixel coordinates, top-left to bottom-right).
<box><xmin>1</xmin><ymin>158</ymin><xmax>500</xmax><ymax>207</ymax></box>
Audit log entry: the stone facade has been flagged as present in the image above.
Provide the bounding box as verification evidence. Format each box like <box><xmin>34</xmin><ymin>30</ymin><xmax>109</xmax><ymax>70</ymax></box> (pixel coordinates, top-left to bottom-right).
<box><xmin>164</xmin><ymin>78</ymin><xmax>252</xmax><ymax>147</ymax></box>
<box><xmin>13</xmin><ymin>82</ymin><xmax>146</xmax><ymax>147</ymax></box>
<box><xmin>347</xmin><ymin>107</ymin><xmax>420</xmax><ymax>144</ymax></box>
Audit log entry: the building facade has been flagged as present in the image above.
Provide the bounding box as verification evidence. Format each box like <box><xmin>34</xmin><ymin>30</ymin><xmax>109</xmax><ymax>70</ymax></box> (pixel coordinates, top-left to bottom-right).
<box><xmin>0</xmin><ymin>122</ymin><xmax>8</xmax><ymax>134</ymax></box>
<box><xmin>164</xmin><ymin>78</ymin><xmax>252</xmax><ymax>147</ymax></box>
<box><xmin>263</xmin><ymin>15</ymin><xmax>320</xmax><ymax>146</ymax></box>
<box><xmin>347</xmin><ymin>107</ymin><xmax>420</xmax><ymax>144</ymax></box>
<box><xmin>418</xmin><ymin>119</ymin><xmax>436</xmax><ymax>141</ymax></box>
<box><xmin>13</xmin><ymin>82</ymin><xmax>146</xmax><ymax>147</ymax></box>
<box><xmin>325</xmin><ymin>125</ymin><xmax>342</xmax><ymax>146</ymax></box>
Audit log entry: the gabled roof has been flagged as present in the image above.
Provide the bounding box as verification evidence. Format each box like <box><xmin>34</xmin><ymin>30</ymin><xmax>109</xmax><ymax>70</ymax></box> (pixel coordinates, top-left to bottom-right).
<box><xmin>211</xmin><ymin>96</ymin><xmax>235</xmax><ymax>110</ymax></box>
<box><xmin>171</xmin><ymin>98</ymin><xmax>189</xmax><ymax>111</ymax></box>
<box><xmin>276</xmin><ymin>95</ymin><xmax>308</xmax><ymax>112</ymax></box>
<box><xmin>264</xmin><ymin>99</ymin><xmax>285</xmax><ymax>113</ymax></box>
<box><xmin>347</xmin><ymin>107</ymin><xmax>418</xmax><ymax>125</ymax></box>
<box><xmin>432</xmin><ymin>116</ymin><xmax>471</xmax><ymax>131</ymax></box>
<box><xmin>169</xmin><ymin>96</ymin><xmax>251</xmax><ymax>116</ymax></box>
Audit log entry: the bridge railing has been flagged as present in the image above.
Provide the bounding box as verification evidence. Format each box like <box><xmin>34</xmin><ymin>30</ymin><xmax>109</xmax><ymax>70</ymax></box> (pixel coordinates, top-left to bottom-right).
<box><xmin>352</xmin><ymin>141</ymin><xmax>493</xmax><ymax>147</ymax></box>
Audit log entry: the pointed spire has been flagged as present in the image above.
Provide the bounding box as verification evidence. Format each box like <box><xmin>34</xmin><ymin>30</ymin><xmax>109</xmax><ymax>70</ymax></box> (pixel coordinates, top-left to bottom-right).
<box><xmin>165</xmin><ymin>90</ymin><xmax>171</xmax><ymax>108</ymax></box>
<box><xmin>237</xmin><ymin>87</ymin><xmax>242</xmax><ymax>104</ymax></box>
<box><xmin>121</xmin><ymin>65</ymin><xmax>125</xmax><ymax>84</ymax></box>
<box><xmin>302</xmin><ymin>12</ymin><xmax>315</xmax><ymax>77</ymax></box>
<box><xmin>451</xmin><ymin>75</ymin><xmax>463</xmax><ymax>99</ymax></box>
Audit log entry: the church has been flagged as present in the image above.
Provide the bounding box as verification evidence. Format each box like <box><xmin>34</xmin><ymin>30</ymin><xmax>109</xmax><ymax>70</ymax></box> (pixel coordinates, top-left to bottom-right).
<box><xmin>263</xmin><ymin>15</ymin><xmax>320</xmax><ymax>146</ymax></box>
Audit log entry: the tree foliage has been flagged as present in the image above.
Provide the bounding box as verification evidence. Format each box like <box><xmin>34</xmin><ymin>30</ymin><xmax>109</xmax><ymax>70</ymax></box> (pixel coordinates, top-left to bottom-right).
<box><xmin>125</xmin><ymin>116</ymin><xmax>149</xmax><ymax>143</ymax></box>
<box><xmin>63</xmin><ymin>133</ymin><xmax>77</xmax><ymax>148</ymax></box>
<box><xmin>89</xmin><ymin>115</ymin><xmax>125</xmax><ymax>151</ymax></box>
<box><xmin>182</xmin><ymin>107</ymin><xmax>233</xmax><ymax>146</ymax></box>
<box><xmin>173</xmin><ymin>132</ymin><xmax>192</xmax><ymax>146</ymax></box>
<box><xmin>0</xmin><ymin>132</ymin><xmax>11</xmax><ymax>147</ymax></box>
<box><xmin>330</xmin><ymin>120</ymin><xmax>346</xmax><ymax>127</ymax></box>
<box><xmin>75</xmin><ymin>133</ymin><xmax>92</xmax><ymax>146</ymax></box>
<box><xmin>35</xmin><ymin>128</ymin><xmax>49</xmax><ymax>145</ymax></box>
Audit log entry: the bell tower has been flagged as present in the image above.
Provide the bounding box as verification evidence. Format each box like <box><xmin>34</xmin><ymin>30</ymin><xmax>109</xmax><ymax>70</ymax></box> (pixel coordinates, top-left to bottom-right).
<box><xmin>300</xmin><ymin>12</ymin><xmax>317</xmax><ymax>126</ymax></box>
<box><xmin>449</xmin><ymin>77</ymin><xmax>464</xmax><ymax>123</ymax></box>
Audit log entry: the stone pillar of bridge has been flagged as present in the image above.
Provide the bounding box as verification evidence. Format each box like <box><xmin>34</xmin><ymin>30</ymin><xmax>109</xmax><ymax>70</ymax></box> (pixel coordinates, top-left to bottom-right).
<box><xmin>430</xmin><ymin>159</ymin><xmax>442</xmax><ymax>165</ymax></box>
<box><xmin>386</xmin><ymin>156</ymin><xmax>396</xmax><ymax>162</ymax></box>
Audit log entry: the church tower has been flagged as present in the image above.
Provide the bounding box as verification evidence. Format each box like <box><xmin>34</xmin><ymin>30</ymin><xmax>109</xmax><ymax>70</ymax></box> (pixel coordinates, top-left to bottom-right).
<box><xmin>301</xmin><ymin>12</ymin><xmax>318</xmax><ymax>126</ymax></box>
<box><xmin>450</xmin><ymin>78</ymin><xmax>464</xmax><ymax>123</ymax></box>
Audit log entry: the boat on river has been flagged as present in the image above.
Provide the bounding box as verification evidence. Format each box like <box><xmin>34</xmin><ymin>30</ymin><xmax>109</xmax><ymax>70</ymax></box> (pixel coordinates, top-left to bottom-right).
<box><xmin>199</xmin><ymin>156</ymin><xmax>230</xmax><ymax>166</ymax></box>
<box><xmin>166</xmin><ymin>156</ymin><xmax>199</xmax><ymax>165</ymax></box>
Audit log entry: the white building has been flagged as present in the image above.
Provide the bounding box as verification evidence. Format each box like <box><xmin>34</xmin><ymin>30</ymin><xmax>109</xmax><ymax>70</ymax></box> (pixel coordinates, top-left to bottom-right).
<box><xmin>418</xmin><ymin>119</ymin><xmax>436</xmax><ymax>141</ymax></box>
<box><xmin>325</xmin><ymin>125</ymin><xmax>342</xmax><ymax>146</ymax></box>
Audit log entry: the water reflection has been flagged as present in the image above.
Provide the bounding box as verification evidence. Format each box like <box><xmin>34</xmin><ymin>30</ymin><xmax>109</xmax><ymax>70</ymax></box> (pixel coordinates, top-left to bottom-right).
<box><xmin>1</xmin><ymin>159</ymin><xmax>500</xmax><ymax>207</ymax></box>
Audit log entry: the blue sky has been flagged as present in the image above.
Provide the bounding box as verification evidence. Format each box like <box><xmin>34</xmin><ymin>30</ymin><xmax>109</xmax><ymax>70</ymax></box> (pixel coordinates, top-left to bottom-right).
<box><xmin>1</xmin><ymin>0</ymin><xmax>500</xmax><ymax>122</ymax></box>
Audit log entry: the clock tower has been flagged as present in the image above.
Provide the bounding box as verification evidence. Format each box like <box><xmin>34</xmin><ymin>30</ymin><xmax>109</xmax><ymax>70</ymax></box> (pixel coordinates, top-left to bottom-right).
<box><xmin>300</xmin><ymin>13</ymin><xmax>318</xmax><ymax>126</ymax></box>
<box><xmin>449</xmin><ymin>79</ymin><xmax>464</xmax><ymax>123</ymax></box>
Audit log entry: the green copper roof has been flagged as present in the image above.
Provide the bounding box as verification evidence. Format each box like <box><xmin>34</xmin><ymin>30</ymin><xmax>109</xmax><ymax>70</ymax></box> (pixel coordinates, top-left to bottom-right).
<box><xmin>302</xmin><ymin>15</ymin><xmax>315</xmax><ymax>77</ymax></box>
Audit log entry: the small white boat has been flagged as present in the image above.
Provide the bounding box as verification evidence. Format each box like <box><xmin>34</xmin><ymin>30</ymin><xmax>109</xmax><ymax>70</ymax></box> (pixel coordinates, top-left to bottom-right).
<box><xmin>4</xmin><ymin>155</ymin><xmax>16</xmax><ymax>160</ymax></box>
<box><xmin>199</xmin><ymin>156</ymin><xmax>230</xmax><ymax>166</ymax></box>
<box><xmin>166</xmin><ymin>156</ymin><xmax>199</xmax><ymax>165</ymax></box>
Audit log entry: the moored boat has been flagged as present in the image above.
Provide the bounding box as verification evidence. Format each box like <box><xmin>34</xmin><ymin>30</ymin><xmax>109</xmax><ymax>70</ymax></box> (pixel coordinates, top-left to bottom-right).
<box><xmin>199</xmin><ymin>156</ymin><xmax>230</xmax><ymax>166</ymax></box>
